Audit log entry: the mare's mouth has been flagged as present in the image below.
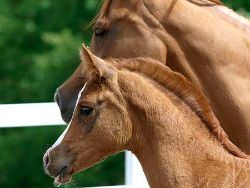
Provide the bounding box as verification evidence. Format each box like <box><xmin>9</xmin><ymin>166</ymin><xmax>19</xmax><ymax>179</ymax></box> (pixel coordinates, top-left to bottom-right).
<box><xmin>54</xmin><ymin>166</ymin><xmax>73</xmax><ymax>187</ymax></box>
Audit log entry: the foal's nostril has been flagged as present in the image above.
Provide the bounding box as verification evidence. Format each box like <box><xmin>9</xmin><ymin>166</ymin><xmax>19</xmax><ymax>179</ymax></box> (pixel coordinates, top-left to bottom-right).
<box><xmin>45</xmin><ymin>154</ymin><xmax>49</xmax><ymax>166</ymax></box>
<box><xmin>43</xmin><ymin>152</ymin><xmax>50</xmax><ymax>167</ymax></box>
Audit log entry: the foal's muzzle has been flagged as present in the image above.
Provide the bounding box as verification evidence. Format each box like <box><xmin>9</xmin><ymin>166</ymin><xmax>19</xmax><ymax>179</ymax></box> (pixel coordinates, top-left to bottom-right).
<box><xmin>43</xmin><ymin>147</ymin><xmax>73</xmax><ymax>179</ymax></box>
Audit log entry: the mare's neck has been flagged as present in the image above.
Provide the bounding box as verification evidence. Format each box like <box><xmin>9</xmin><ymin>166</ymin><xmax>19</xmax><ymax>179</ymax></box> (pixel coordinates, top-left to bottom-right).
<box><xmin>122</xmin><ymin>76</ymin><xmax>248</xmax><ymax>187</ymax></box>
<box><xmin>145</xmin><ymin>0</ymin><xmax>250</xmax><ymax>152</ymax></box>
<box><xmin>156</xmin><ymin>0</ymin><xmax>250</xmax><ymax>78</ymax></box>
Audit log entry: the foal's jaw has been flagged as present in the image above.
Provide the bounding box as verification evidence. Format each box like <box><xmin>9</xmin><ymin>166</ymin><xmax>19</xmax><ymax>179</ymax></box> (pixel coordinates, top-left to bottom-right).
<box><xmin>44</xmin><ymin>138</ymin><xmax>119</xmax><ymax>186</ymax></box>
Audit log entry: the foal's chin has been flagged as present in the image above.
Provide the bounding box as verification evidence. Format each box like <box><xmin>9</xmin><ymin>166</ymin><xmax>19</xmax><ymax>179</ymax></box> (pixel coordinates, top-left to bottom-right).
<box><xmin>53</xmin><ymin>166</ymin><xmax>74</xmax><ymax>187</ymax></box>
<box><xmin>53</xmin><ymin>155</ymin><xmax>107</xmax><ymax>186</ymax></box>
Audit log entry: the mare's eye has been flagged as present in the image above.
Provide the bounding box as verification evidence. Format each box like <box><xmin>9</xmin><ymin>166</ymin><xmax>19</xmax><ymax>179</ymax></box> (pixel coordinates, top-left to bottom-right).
<box><xmin>79</xmin><ymin>106</ymin><xmax>93</xmax><ymax>116</ymax></box>
<box><xmin>94</xmin><ymin>28</ymin><xmax>107</xmax><ymax>37</ymax></box>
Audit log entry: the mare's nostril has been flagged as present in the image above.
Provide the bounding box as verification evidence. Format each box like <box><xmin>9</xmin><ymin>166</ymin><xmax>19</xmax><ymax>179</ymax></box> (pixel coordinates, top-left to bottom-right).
<box><xmin>54</xmin><ymin>91</ymin><xmax>60</xmax><ymax>105</ymax></box>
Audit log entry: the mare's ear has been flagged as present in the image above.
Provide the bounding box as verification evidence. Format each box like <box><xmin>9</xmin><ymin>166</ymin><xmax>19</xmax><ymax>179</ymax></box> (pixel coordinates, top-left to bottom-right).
<box><xmin>80</xmin><ymin>44</ymin><xmax>116</xmax><ymax>80</ymax></box>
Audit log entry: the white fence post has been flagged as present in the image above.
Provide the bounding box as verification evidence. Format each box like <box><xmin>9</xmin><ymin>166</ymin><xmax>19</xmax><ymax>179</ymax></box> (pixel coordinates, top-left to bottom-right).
<box><xmin>125</xmin><ymin>151</ymin><xmax>149</xmax><ymax>187</ymax></box>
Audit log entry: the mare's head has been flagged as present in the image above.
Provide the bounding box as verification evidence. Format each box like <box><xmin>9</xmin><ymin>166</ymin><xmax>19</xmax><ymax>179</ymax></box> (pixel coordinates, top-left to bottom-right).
<box><xmin>43</xmin><ymin>46</ymin><xmax>133</xmax><ymax>185</ymax></box>
<box><xmin>55</xmin><ymin>0</ymin><xmax>222</xmax><ymax>123</ymax></box>
<box><xmin>55</xmin><ymin>0</ymin><xmax>168</xmax><ymax>123</ymax></box>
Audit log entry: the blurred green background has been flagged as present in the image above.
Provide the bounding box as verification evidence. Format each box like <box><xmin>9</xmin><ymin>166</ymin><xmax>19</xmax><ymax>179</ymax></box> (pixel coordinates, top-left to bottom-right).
<box><xmin>0</xmin><ymin>0</ymin><xmax>249</xmax><ymax>187</ymax></box>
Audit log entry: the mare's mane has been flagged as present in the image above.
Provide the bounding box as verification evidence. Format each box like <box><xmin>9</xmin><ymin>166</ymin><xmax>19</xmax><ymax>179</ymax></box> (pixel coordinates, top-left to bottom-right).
<box><xmin>89</xmin><ymin>0</ymin><xmax>140</xmax><ymax>27</ymax></box>
<box><xmin>110</xmin><ymin>57</ymin><xmax>247</xmax><ymax>159</ymax></box>
<box><xmin>90</xmin><ymin>0</ymin><xmax>222</xmax><ymax>26</ymax></box>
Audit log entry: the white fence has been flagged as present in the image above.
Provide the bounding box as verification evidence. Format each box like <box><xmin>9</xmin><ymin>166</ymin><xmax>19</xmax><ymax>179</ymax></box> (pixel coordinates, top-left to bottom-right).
<box><xmin>0</xmin><ymin>102</ymin><xmax>149</xmax><ymax>188</ymax></box>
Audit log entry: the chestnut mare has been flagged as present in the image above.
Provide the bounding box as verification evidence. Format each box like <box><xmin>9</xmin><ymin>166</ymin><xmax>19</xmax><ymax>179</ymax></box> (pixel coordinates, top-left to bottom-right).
<box><xmin>44</xmin><ymin>46</ymin><xmax>250</xmax><ymax>187</ymax></box>
<box><xmin>55</xmin><ymin>0</ymin><xmax>250</xmax><ymax>153</ymax></box>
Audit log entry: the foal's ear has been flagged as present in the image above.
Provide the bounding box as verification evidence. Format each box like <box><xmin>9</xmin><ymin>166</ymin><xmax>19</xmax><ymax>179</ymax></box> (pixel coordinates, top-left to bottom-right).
<box><xmin>80</xmin><ymin>44</ymin><xmax>116</xmax><ymax>80</ymax></box>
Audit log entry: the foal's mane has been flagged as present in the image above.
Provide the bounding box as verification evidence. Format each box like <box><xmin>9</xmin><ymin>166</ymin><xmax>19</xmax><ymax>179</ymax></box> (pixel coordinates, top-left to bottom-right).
<box><xmin>110</xmin><ymin>57</ymin><xmax>247</xmax><ymax>159</ymax></box>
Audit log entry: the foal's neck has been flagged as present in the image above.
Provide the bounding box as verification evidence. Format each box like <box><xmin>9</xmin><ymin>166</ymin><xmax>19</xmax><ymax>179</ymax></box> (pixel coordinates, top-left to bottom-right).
<box><xmin>122</xmin><ymin>75</ymin><xmax>248</xmax><ymax>187</ymax></box>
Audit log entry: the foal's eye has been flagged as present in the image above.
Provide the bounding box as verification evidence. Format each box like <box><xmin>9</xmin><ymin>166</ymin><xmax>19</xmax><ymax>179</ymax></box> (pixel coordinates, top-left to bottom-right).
<box><xmin>94</xmin><ymin>28</ymin><xmax>107</xmax><ymax>37</ymax></box>
<box><xmin>79</xmin><ymin>106</ymin><xmax>93</xmax><ymax>116</ymax></box>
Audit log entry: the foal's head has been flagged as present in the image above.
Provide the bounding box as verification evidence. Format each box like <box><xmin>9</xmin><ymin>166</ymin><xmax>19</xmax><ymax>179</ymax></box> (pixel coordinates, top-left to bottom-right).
<box><xmin>43</xmin><ymin>46</ymin><xmax>132</xmax><ymax>185</ymax></box>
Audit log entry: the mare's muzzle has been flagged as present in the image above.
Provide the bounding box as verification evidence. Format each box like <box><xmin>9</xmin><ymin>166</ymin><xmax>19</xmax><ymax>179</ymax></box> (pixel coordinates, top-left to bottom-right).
<box><xmin>54</xmin><ymin>89</ymin><xmax>77</xmax><ymax>123</ymax></box>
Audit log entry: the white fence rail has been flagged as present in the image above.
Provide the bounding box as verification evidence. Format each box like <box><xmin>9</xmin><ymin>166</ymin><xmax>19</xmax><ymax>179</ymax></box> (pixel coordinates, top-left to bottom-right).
<box><xmin>0</xmin><ymin>103</ymin><xmax>149</xmax><ymax>188</ymax></box>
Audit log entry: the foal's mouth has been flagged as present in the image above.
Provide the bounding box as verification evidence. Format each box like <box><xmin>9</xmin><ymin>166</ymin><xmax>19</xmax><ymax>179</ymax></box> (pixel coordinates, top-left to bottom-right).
<box><xmin>54</xmin><ymin>166</ymin><xmax>73</xmax><ymax>187</ymax></box>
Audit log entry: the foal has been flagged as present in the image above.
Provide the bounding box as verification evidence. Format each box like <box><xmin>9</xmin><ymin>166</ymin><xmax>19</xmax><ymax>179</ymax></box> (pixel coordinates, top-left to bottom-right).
<box><xmin>44</xmin><ymin>45</ymin><xmax>250</xmax><ymax>187</ymax></box>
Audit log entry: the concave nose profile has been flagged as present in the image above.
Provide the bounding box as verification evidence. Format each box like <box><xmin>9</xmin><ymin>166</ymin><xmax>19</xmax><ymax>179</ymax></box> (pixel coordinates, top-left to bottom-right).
<box><xmin>43</xmin><ymin>149</ymin><xmax>62</xmax><ymax>178</ymax></box>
